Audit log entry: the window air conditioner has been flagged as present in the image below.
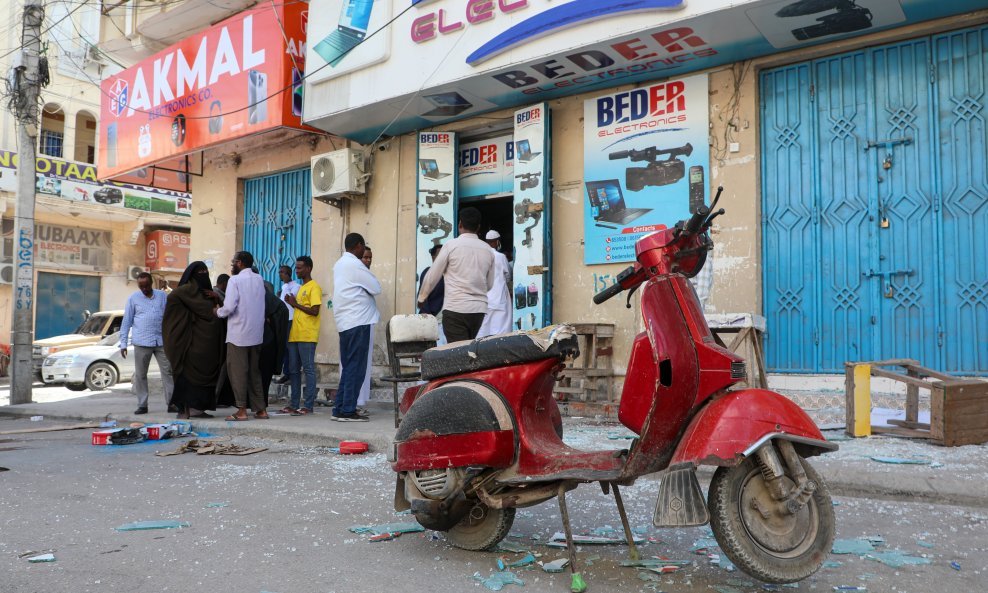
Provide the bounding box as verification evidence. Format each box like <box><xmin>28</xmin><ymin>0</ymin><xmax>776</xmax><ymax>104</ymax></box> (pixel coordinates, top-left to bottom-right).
<box><xmin>310</xmin><ymin>148</ymin><xmax>367</xmax><ymax>205</ymax></box>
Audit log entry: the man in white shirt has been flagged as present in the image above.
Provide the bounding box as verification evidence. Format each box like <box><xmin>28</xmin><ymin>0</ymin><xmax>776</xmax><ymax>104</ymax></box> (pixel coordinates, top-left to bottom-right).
<box><xmin>275</xmin><ymin>265</ymin><xmax>300</xmax><ymax>383</ymax></box>
<box><xmin>332</xmin><ymin>233</ymin><xmax>381</xmax><ymax>422</ymax></box>
<box><xmin>215</xmin><ymin>251</ymin><xmax>268</xmax><ymax>420</ymax></box>
<box><xmin>477</xmin><ymin>230</ymin><xmax>513</xmax><ymax>338</ymax></box>
<box><xmin>418</xmin><ymin>207</ymin><xmax>495</xmax><ymax>343</ymax></box>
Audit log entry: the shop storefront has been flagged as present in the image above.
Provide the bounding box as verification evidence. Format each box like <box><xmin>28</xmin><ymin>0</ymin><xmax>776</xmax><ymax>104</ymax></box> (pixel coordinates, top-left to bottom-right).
<box><xmin>0</xmin><ymin>150</ymin><xmax>192</xmax><ymax>340</ymax></box>
<box><xmin>299</xmin><ymin>0</ymin><xmax>988</xmax><ymax>378</ymax></box>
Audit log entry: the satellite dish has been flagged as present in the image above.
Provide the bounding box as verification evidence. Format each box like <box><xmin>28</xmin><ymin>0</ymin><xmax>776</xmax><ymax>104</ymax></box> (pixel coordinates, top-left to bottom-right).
<box><xmin>776</xmin><ymin>0</ymin><xmax>856</xmax><ymax>18</ymax></box>
<box><xmin>312</xmin><ymin>157</ymin><xmax>336</xmax><ymax>194</ymax></box>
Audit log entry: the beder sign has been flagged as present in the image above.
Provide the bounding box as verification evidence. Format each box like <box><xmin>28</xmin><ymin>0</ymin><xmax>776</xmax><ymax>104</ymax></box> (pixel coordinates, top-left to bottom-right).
<box><xmin>99</xmin><ymin>3</ymin><xmax>309</xmax><ymax>178</ymax></box>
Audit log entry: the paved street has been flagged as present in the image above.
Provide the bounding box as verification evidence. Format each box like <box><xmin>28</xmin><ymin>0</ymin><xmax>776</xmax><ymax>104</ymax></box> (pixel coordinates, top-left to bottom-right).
<box><xmin>1</xmin><ymin>412</ymin><xmax>987</xmax><ymax>593</ymax></box>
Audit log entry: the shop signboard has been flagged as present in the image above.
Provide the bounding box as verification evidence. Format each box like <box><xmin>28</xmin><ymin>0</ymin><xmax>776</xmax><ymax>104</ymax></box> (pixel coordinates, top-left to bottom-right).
<box><xmin>303</xmin><ymin>0</ymin><xmax>982</xmax><ymax>142</ymax></box>
<box><xmin>415</xmin><ymin>131</ymin><xmax>457</xmax><ymax>306</ymax></box>
<box><xmin>582</xmin><ymin>74</ymin><xmax>708</xmax><ymax>265</ymax></box>
<box><xmin>0</xmin><ymin>150</ymin><xmax>192</xmax><ymax>218</ymax></box>
<box><xmin>145</xmin><ymin>230</ymin><xmax>192</xmax><ymax>272</ymax></box>
<box><xmin>512</xmin><ymin>103</ymin><xmax>550</xmax><ymax>330</ymax></box>
<box><xmin>2</xmin><ymin>219</ymin><xmax>113</xmax><ymax>272</ymax></box>
<box><xmin>458</xmin><ymin>135</ymin><xmax>514</xmax><ymax>198</ymax></box>
<box><xmin>99</xmin><ymin>2</ymin><xmax>309</xmax><ymax>178</ymax></box>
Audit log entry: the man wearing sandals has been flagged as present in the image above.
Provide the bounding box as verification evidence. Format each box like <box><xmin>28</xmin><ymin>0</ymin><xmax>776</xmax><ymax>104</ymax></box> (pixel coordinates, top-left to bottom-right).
<box><xmin>215</xmin><ymin>251</ymin><xmax>269</xmax><ymax>420</ymax></box>
<box><xmin>282</xmin><ymin>255</ymin><xmax>322</xmax><ymax>416</ymax></box>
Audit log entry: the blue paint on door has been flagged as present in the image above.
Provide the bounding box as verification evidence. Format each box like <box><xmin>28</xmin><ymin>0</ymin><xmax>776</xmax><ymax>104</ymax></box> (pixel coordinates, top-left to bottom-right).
<box><xmin>243</xmin><ymin>168</ymin><xmax>313</xmax><ymax>288</ymax></box>
<box><xmin>36</xmin><ymin>272</ymin><xmax>102</xmax><ymax>339</ymax></box>
<box><xmin>762</xmin><ymin>24</ymin><xmax>988</xmax><ymax>375</ymax></box>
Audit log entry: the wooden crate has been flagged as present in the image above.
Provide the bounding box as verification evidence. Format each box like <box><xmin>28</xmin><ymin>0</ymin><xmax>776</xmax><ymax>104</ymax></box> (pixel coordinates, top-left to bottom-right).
<box><xmin>553</xmin><ymin>323</ymin><xmax>615</xmax><ymax>408</ymax></box>
<box><xmin>844</xmin><ymin>359</ymin><xmax>988</xmax><ymax>446</ymax></box>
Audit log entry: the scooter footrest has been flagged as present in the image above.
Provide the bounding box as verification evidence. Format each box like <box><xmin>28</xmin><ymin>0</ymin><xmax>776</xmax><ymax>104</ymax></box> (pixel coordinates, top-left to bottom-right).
<box><xmin>652</xmin><ymin>465</ymin><xmax>710</xmax><ymax>528</ymax></box>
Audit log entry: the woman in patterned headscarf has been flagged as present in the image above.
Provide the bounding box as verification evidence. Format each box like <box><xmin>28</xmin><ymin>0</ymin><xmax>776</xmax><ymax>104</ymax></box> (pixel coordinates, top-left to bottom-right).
<box><xmin>163</xmin><ymin>261</ymin><xmax>225</xmax><ymax>419</ymax></box>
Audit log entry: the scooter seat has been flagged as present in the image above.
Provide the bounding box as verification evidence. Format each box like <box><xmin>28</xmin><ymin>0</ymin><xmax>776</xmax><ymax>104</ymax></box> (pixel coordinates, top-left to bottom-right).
<box><xmin>420</xmin><ymin>325</ymin><xmax>580</xmax><ymax>381</ymax></box>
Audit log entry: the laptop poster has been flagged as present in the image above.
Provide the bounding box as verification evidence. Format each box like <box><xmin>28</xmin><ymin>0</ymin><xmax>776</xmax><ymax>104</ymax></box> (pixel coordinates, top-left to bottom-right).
<box><xmin>416</xmin><ymin>131</ymin><xmax>457</xmax><ymax>303</ymax></box>
<box><xmin>582</xmin><ymin>74</ymin><xmax>709</xmax><ymax>265</ymax></box>
<box><xmin>512</xmin><ymin>103</ymin><xmax>550</xmax><ymax>332</ymax></box>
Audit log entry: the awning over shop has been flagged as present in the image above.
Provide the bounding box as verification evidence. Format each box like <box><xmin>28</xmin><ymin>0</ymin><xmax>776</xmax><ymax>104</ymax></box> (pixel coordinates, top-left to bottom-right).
<box><xmin>98</xmin><ymin>3</ymin><xmax>311</xmax><ymax>182</ymax></box>
<box><xmin>303</xmin><ymin>0</ymin><xmax>985</xmax><ymax>143</ymax></box>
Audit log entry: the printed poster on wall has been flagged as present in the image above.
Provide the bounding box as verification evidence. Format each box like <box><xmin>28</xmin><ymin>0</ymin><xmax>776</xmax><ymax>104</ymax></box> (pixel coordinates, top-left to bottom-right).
<box><xmin>416</xmin><ymin>131</ymin><xmax>457</xmax><ymax>301</ymax></box>
<box><xmin>458</xmin><ymin>135</ymin><xmax>514</xmax><ymax>199</ymax></box>
<box><xmin>583</xmin><ymin>74</ymin><xmax>709</xmax><ymax>264</ymax></box>
<box><xmin>512</xmin><ymin>103</ymin><xmax>550</xmax><ymax>332</ymax></box>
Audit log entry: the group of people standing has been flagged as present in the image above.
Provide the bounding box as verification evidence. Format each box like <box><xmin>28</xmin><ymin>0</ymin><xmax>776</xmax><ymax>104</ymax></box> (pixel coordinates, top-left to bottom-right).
<box><xmin>120</xmin><ymin>234</ymin><xmax>381</xmax><ymax>423</ymax></box>
<box><xmin>417</xmin><ymin>207</ymin><xmax>512</xmax><ymax>343</ymax></box>
<box><xmin>118</xmin><ymin>208</ymin><xmax>517</xmax><ymax>422</ymax></box>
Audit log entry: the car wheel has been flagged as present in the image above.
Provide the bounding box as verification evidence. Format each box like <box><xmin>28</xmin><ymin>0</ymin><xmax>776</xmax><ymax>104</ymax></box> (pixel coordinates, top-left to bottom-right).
<box><xmin>84</xmin><ymin>362</ymin><xmax>118</xmax><ymax>391</ymax></box>
<box><xmin>66</xmin><ymin>384</ymin><xmax>87</xmax><ymax>392</ymax></box>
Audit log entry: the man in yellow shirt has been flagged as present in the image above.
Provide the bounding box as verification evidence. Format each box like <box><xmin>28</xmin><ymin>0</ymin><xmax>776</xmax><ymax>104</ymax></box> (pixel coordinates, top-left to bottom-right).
<box><xmin>282</xmin><ymin>255</ymin><xmax>322</xmax><ymax>415</ymax></box>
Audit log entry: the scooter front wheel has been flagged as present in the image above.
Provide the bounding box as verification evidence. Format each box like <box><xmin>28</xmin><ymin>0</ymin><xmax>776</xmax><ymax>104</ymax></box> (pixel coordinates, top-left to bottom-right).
<box><xmin>447</xmin><ymin>501</ymin><xmax>515</xmax><ymax>552</ymax></box>
<box><xmin>708</xmin><ymin>452</ymin><xmax>834</xmax><ymax>583</ymax></box>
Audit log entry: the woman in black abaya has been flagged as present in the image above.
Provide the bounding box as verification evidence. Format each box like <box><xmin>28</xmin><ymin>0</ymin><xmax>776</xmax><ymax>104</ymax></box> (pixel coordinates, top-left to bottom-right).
<box><xmin>163</xmin><ymin>261</ymin><xmax>225</xmax><ymax>419</ymax></box>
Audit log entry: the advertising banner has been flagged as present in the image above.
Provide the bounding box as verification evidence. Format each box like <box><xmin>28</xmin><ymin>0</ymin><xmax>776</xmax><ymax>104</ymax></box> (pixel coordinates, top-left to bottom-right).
<box><xmin>458</xmin><ymin>135</ymin><xmax>514</xmax><ymax>199</ymax></box>
<box><xmin>512</xmin><ymin>103</ymin><xmax>550</xmax><ymax>331</ymax></box>
<box><xmin>416</xmin><ymin>131</ymin><xmax>457</xmax><ymax>302</ymax></box>
<box><xmin>302</xmin><ymin>0</ymin><xmax>980</xmax><ymax>143</ymax></box>
<box><xmin>582</xmin><ymin>74</ymin><xmax>708</xmax><ymax>264</ymax></box>
<box><xmin>145</xmin><ymin>230</ymin><xmax>192</xmax><ymax>272</ymax></box>
<box><xmin>2</xmin><ymin>219</ymin><xmax>113</xmax><ymax>272</ymax></box>
<box><xmin>99</xmin><ymin>3</ymin><xmax>308</xmax><ymax>178</ymax></box>
<box><xmin>0</xmin><ymin>150</ymin><xmax>192</xmax><ymax>218</ymax></box>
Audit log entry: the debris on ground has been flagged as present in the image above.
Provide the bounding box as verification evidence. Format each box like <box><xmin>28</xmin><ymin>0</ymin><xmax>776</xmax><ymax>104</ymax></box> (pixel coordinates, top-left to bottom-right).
<box><xmin>546</xmin><ymin>531</ymin><xmax>644</xmax><ymax>547</ymax></box>
<box><xmin>620</xmin><ymin>558</ymin><xmax>691</xmax><ymax>569</ymax></box>
<box><xmin>916</xmin><ymin>540</ymin><xmax>934</xmax><ymax>548</ymax></box>
<box><xmin>205</xmin><ymin>502</ymin><xmax>230</xmax><ymax>508</ymax></box>
<box><xmin>26</xmin><ymin>552</ymin><xmax>55</xmax><ymax>563</ymax></box>
<box><xmin>832</xmin><ymin>587</ymin><xmax>867</xmax><ymax>591</ymax></box>
<box><xmin>865</xmin><ymin>550</ymin><xmax>931</xmax><ymax>568</ymax></box>
<box><xmin>155</xmin><ymin>439</ymin><xmax>267</xmax><ymax>456</ymax></box>
<box><xmin>348</xmin><ymin>522</ymin><xmax>424</xmax><ymax>536</ymax></box>
<box><xmin>30</xmin><ymin>416</ymin><xmax>42</xmax><ymax>422</ymax></box>
<box><xmin>869</xmin><ymin>456</ymin><xmax>931</xmax><ymax>465</ymax></box>
<box><xmin>473</xmin><ymin>570</ymin><xmax>525</xmax><ymax>591</ymax></box>
<box><xmin>540</xmin><ymin>558</ymin><xmax>569</xmax><ymax>573</ymax></box>
<box><xmin>91</xmin><ymin>427</ymin><xmax>143</xmax><ymax>445</ymax></box>
<box><xmin>506</xmin><ymin>553</ymin><xmax>536</xmax><ymax>568</ymax></box>
<box><xmin>831</xmin><ymin>539</ymin><xmax>876</xmax><ymax>555</ymax></box>
<box><xmin>570</xmin><ymin>572</ymin><xmax>587</xmax><ymax>593</ymax></box>
<box><xmin>368</xmin><ymin>532</ymin><xmax>403</xmax><ymax>542</ymax></box>
<box><xmin>114</xmin><ymin>520</ymin><xmax>189</xmax><ymax>531</ymax></box>
<box><xmin>950</xmin><ymin>561</ymin><xmax>961</xmax><ymax>571</ymax></box>
<box><xmin>497</xmin><ymin>540</ymin><xmax>531</xmax><ymax>553</ymax></box>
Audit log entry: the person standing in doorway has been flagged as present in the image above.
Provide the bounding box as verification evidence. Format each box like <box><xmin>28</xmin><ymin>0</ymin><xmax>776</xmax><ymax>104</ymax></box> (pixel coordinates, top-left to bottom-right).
<box><xmin>332</xmin><ymin>233</ymin><xmax>381</xmax><ymax>422</ymax></box>
<box><xmin>215</xmin><ymin>251</ymin><xmax>268</xmax><ymax>420</ymax></box>
<box><xmin>355</xmin><ymin>245</ymin><xmax>375</xmax><ymax>417</ymax></box>
<box><xmin>275</xmin><ymin>265</ymin><xmax>300</xmax><ymax>384</ymax></box>
<box><xmin>478</xmin><ymin>230</ymin><xmax>512</xmax><ymax>337</ymax></box>
<box><xmin>120</xmin><ymin>272</ymin><xmax>174</xmax><ymax>414</ymax></box>
<box><xmin>418</xmin><ymin>207</ymin><xmax>494</xmax><ymax>343</ymax></box>
<box><xmin>282</xmin><ymin>255</ymin><xmax>322</xmax><ymax>415</ymax></box>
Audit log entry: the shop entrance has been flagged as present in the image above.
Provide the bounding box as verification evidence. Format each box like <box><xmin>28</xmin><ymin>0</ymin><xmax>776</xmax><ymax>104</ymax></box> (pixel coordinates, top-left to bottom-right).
<box><xmin>242</xmin><ymin>168</ymin><xmax>313</xmax><ymax>287</ymax></box>
<box><xmin>36</xmin><ymin>272</ymin><xmax>101</xmax><ymax>339</ymax></box>
<box><xmin>761</xmin><ymin>24</ymin><xmax>988</xmax><ymax>375</ymax></box>
<box><xmin>465</xmin><ymin>195</ymin><xmax>515</xmax><ymax>260</ymax></box>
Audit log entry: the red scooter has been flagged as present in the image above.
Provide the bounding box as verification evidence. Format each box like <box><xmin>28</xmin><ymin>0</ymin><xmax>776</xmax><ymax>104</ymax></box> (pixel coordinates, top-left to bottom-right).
<box><xmin>390</xmin><ymin>188</ymin><xmax>836</xmax><ymax>587</ymax></box>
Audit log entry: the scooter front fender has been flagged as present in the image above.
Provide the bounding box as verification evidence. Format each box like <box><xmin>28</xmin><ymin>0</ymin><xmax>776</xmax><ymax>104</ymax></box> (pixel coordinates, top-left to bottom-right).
<box><xmin>670</xmin><ymin>389</ymin><xmax>837</xmax><ymax>467</ymax></box>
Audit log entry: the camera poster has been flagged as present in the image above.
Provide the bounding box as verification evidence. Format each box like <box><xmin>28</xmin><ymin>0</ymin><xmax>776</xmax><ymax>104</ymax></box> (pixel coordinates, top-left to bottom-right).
<box><xmin>582</xmin><ymin>74</ymin><xmax>709</xmax><ymax>265</ymax></box>
<box><xmin>512</xmin><ymin>103</ymin><xmax>550</xmax><ymax>331</ymax></box>
<box><xmin>416</xmin><ymin>132</ymin><xmax>458</xmax><ymax>295</ymax></box>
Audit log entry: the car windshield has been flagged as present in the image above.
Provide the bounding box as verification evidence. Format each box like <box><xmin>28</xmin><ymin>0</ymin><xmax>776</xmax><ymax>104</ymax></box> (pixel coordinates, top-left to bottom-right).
<box><xmin>75</xmin><ymin>315</ymin><xmax>108</xmax><ymax>336</ymax></box>
<box><xmin>99</xmin><ymin>332</ymin><xmax>121</xmax><ymax>347</ymax></box>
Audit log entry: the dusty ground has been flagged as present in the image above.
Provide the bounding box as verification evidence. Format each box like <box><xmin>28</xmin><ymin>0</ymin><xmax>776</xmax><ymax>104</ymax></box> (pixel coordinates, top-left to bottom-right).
<box><xmin>1</xmin><ymin>416</ymin><xmax>986</xmax><ymax>593</ymax></box>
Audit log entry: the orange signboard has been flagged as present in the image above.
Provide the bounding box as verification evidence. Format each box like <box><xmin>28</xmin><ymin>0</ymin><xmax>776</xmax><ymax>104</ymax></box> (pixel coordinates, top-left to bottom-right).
<box><xmin>145</xmin><ymin>230</ymin><xmax>191</xmax><ymax>272</ymax></box>
<box><xmin>99</xmin><ymin>3</ymin><xmax>308</xmax><ymax>179</ymax></box>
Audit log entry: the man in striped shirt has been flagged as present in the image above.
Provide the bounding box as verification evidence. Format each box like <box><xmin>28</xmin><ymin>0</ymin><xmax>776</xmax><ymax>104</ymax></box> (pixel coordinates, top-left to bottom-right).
<box><xmin>120</xmin><ymin>272</ymin><xmax>174</xmax><ymax>414</ymax></box>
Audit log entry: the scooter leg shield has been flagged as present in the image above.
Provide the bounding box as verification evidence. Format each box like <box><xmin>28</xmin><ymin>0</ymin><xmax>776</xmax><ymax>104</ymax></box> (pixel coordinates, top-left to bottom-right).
<box><xmin>391</xmin><ymin>382</ymin><xmax>515</xmax><ymax>472</ymax></box>
<box><xmin>670</xmin><ymin>389</ymin><xmax>837</xmax><ymax>467</ymax></box>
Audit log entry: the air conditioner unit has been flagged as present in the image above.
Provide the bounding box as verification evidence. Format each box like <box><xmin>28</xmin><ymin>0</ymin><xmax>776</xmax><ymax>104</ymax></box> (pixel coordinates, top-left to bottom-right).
<box><xmin>310</xmin><ymin>148</ymin><xmax>366</xmax><ymax>205</ymax></box>
<box><xmin>0</xmin><ymin>263</ymin><xmax>12</xmax><ymax>285</ymax></box>
<box><xmin>127</xmin><ymin>265</ymin><xmax>148</xmax><ymax>282</ymax></box>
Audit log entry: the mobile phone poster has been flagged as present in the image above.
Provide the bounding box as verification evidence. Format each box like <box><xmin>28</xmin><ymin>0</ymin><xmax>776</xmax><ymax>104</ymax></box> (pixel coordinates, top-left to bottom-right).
<box><xmin>415</xmin><ymin>132</ymin><xmax>458</xmax><ymax>297</ymax></box>
<box><xmin>582</xmin><ymin>74</ymin><xmax>709</xmax><ymax>265</ymax></box>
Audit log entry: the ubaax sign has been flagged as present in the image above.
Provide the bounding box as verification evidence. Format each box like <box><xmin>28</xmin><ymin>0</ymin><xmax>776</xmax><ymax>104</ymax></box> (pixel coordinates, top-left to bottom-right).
<box><xmin>99</xmin><ymin>3</ymin><xmax>309</xmax><ymax>178</ymax></box>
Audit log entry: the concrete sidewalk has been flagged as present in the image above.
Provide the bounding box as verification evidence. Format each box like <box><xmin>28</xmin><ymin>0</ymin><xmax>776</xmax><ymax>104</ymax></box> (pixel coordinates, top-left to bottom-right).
<box><xmin>3</xmin><ymin>386</ymin><xmax>988</xmax><ymax>508</ymax></box>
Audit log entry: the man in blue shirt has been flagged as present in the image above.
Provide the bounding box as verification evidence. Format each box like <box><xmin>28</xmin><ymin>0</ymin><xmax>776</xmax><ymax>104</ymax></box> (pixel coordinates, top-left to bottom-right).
<box><xmin>120</xmin><ymin>272</ymin><xmax>174</xmax><ymax>414</ymax></box>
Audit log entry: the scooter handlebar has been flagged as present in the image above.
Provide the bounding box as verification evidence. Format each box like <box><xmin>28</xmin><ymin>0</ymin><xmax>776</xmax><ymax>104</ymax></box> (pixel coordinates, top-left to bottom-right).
<box><xmin>593</xmin><ymin>281</ymin><xmax>624</xmax><ymax>304</ymax></box>
<box><xmin>683</xmin><ymin>205</ymin><xmax>711</xmax><ymax>235</ymax></box>
<box><xmin>593</xmin><ymin>265</ymin><xmax>640</xmax><ymax>304</ymax></box>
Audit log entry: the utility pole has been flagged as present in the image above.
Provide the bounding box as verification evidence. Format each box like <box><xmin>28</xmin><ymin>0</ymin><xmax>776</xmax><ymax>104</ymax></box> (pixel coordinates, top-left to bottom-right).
<box><xmin>9</xmin><ymin>0</ymin><xmax>44</xmax><ymax>405</ymax></box>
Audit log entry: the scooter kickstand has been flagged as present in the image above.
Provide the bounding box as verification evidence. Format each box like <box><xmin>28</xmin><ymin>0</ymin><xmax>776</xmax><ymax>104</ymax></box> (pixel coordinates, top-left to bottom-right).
<box><xmin>557</xmin><ymin>482</ymin><xmax>587</xmax><ymax>593</ymax></box>
<box><xmin>612</xmin><ymin>483</ymin><xmax>640</xmax><ymax>562</ymax></box>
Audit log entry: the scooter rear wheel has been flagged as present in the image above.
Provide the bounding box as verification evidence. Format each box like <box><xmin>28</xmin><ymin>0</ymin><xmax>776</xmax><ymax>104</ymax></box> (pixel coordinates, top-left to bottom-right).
<box><xmin>447</xmin><ymin>501</ymin><xmax>515</xmax><ymax>552</ymax></box>
<box><xmin>708</xmin><ymin>453</ymin><xmax>834</xmax><ymax>583</ymax></box>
